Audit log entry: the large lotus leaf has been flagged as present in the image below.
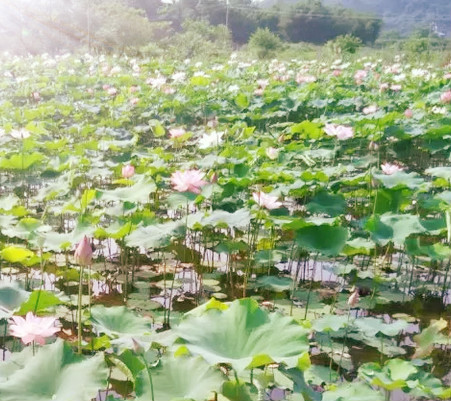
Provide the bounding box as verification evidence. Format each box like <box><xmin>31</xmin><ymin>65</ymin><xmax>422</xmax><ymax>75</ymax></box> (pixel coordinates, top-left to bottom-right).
<box><xmin>342</xmin><ymin>237</ymin><xmax>375</xmax><ymax>256</ymax></box>
<box><xmin>253</xmin><ymin>276</ymin><xmax>293</xmax><ymax>292</ymax></box>
<box><xmin>0</xmin><ymin>339</ymin><xmax>108</xmax><ymax>401</ymax></box>
<box><xmin>174</xmin><ymin>298</ymin><xmax>309</xmax><ymax>371</ymax></box>
<box><xmin>354</xmin><ymin>317</ymin><xmax>408</xmax><ymax>337</ymax></box>
<box><xmin>136</xmin><ymin>356</ymin><xmax>225</xmax><ymax>401</ymax></box>
<box><xmin>90</xmin><ymin>305</ymin><xmax>153</xmax><ymax>337</ymax></box>
<box><xmin>312</xmin><ymin>315</ymin><xmax>350</xmax><ymax>332</ymax></box>
<box><xmin>365</xmin><ymin>213</ymin><xmax>426</xmax><ymax>246</ymax></box>
<box><xmin>359</xmin><ymin>359</ymin><xmax>417</xmax><ymax>391</ymax></box>
<box><xmin>425</xmin><ymin>166</ymin><xmax>451</xmax><ymax>181</ymax></box>
<box><xmin>296</xmin><ymin>225</ymin><xmax>348</xmax><ymax>256</ymax></box>
<box><xmin>99</xmin><ymin>178</ymin><xmax>156</xmax><ymax>203</ymax></box>
<box><xmin>322</xmin><ymin>381</ymin><xmax>384</xmax><ymax>401</ymax></box>
<box><xmin>413</xmin><ymin>318</ymin><xmax>448</xmax><ymax>359</ymax></box>
<box><xmin>17</xmin><ymin>290</ymin><xmax>65</xmax><ymax>315</ymax></box>
<box><xmin>188</xmin><ymin>209</ymin><xmax>251</xmax><ymax>230</ymax></box>
<box><xmin>125</xmin><ymin>220</ymin><xmax>185</xmax><ymax>249</ymax></box>
<box><xmin>306</xmin><ymin>191</ymin><xmax>346</xmax><ymax>217</ymax></box>
<box><xmin>0</xmin><ymin>281</ymin><xmax>29</xmax><ymax>318</ymax></box>
<box><xmin>373</xmin><ymin>171</ymin><xmax>425</xmax><ymax>190</ymax></box>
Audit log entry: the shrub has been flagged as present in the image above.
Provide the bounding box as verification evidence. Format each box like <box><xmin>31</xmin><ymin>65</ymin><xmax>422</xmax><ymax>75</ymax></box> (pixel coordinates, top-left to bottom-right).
<box><xmin>248</xmin><ymin>28</ymin><xmax>283</xmax><ymax>59</ymax></box>
<box><xmin>326</xmin><ymin>34</ymin><xmax>362</xmax><ymax>55</ymax></box>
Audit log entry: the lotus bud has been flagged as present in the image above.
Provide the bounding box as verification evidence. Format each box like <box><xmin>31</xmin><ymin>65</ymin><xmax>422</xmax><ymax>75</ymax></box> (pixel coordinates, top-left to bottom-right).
<box><xmin>210</xmin><ymin>172</ymin><xmax>218</xmax><ymax>183</ymax></box>
<box><xmin>347</xmin><ymin>287</ymin><xmax>360</xmax><ymax>307</ymax></box>
<box><xmin>74</xmin><ymin>236</ymin><xmax>93</xmax><ymax>266</ymax></box>
<box><xmin>132</xmin><ymin>338</ymin><xmax>145</xmax><ymax>354</ymax></box>
<box><xmin>369</xmin><ymin>141</ymin><xmax>379</xmax><ymax>151</ymax></box>
<box><xmin>122</xmin><ymin>164</ymin><xmax>135</xmax><ymax>178</ymax></box>
<box><xmin>277</xmin><ymin>134</ymin><xmax>285</xmax><ymax>143</ymax></box>
<box><xmin>404</xmin><ymin>108</ymin><xmax>413</xmax><ymax>118</ymax></box>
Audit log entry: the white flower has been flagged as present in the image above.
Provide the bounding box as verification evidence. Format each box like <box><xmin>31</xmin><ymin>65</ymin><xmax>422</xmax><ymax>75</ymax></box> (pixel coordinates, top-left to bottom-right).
<box><xmin>324</xmin><ymin>124</ymin><xmax>354</xmax><ymax>140</ymax></box>
<box><xmin>381</xmin><ymin>162</ymin><xmax>403</xmax><ymax>175</ymax></box>
<box><xmin>198</xmin><ymin>131</ymin><xmax>224</xmax><ymax>149</ymax></box>
<box><xmin>10</xmin><ymin>128</ymin><xmax>31</xmax><ymax>139</ymax></box>
<box><xmin>253</xmin><ymin>191</ymin><xmax>282</xmax><ymax>210</ymax></box>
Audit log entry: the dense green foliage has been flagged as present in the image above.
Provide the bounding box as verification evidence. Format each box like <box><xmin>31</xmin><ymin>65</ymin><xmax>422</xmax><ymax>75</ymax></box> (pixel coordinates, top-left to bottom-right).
<box><xmin>0</xmin><ymin>52</ymin><xmax>450</xmax><ymax>400</ymax></box>
<box><xmin>0</xmin><ymin>0</ymin><xmax>381</xmax><ymax>54</ymax></box>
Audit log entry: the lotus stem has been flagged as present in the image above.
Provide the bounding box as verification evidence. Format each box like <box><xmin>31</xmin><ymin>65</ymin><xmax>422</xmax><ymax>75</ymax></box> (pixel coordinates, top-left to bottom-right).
<box><xmin>77</xmin><ymin>264</ymin><xmax>84</xmax><ymax>354</ymax></box>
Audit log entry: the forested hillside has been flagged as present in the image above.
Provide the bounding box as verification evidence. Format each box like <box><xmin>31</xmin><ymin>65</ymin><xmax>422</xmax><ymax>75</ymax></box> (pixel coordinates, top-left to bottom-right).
<box><xmin>305</xmin><ymin>0</ymin><xmax>450</xmax><ymax>36</ymax></box>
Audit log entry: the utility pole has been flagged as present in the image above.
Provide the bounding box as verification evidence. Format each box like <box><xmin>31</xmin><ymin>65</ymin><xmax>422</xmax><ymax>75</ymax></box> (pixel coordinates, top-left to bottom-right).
<box><xmin>225</xmin><ymin>0</ymin><xmax>229</xmax><ymax>28</ymax></box>
<box><xmin>87</xmin><ymin>0</ymin><xmax>91</xmax><ymax>52</ymax></box>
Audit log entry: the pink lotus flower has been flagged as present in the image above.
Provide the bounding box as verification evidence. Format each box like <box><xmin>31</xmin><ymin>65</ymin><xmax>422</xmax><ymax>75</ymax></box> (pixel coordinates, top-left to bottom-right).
<box><xmin>332</xmin><ymin>69</ymin><xmax>342</xmax><ymax>77</ymax></box>
<box><xmin>256</xmin><ymin>79</ymin><xmax>269</xmax><ymax>89</ymax></box>
<box><xmin>440</xmin><ymin>90</ymin><xmax>451</xmax><ymax>103</ymax></box>
<box><xmin>169</xmin><ymin>127</ymin><xmax>186</xmax><ymax>139</ymax></box>
<box><xmin>31</xmin><ymin>91</ymin><xmax>41</xmax><ymax>101</ymax></box>
<box><xmin>252</xmin><ymin>191</ymin><xmax>282</xmax><ymax>210</ymax></box>
<box><xmin>122</xmin><ymin>164</ymin><xmax>135</xmax><ymax>178</ymax></box>
<box><xmin>254</xmin><ymin>88</ymin><xmax>264</xmax><ymax>96</ymax></box>
<box><xmin>324</xmin><ymin>124</ymin><xmax>354</xmax><ymax>140</ymax></box>
<box><xmin>107</xmin><ymin>87</ymin><xmax>118</xmax><ymax>96</ymax></box>
<box><xmin>354</xmin><ymin>69</ymin><xmax>367</xmax><ymax>84</ymax></box>
<box><xmin>379</xmin><ymin>83</ymin><xmax>389</xmax><ymax>92</ymax></box>
<box><xmin>362</xmin><ymin>105</ymin><xmax>377</xmax><ymax>115</ymax></box>
<box><xmin>171</xmin><ymin>170</ymin><xmax>207</xmax><ymax>194</ymax></box>
<box><xmin>404</xmin><ymin>109</ymin><xmax>413</xmax><ymax>118</ymax></box>
<box><xmin>266</xmin><ymin>147</ymin><xmax>279</xmax><ymax>160</ymax></box>
<box><xmin>390</xmin><ymin>84</ymin><xmax>402</xmax><ymax>91</ymax></box>
<box><xmin>9</xmin><ymin>312</ymin><xmax>60</xmax><ymax>345</ymax></box>
<box><xmin>129</xmin><ymin>85</ymin><xmax>140</xmax><ymax>93</ymax></box>
<box><xmin>381</xmin><ymin>162</ymin><xmax>403</xmax><ymax>175</ymax></box>
<box><xmin>130</xmin><ymin>97</ymin><xmax>139</xmax><ymax>105</ymax></box>
<box><xmin>296</xmin><ymin>74</ymin><xmax>316</xmax><ymax>84</ymax></box>
<box><xmin>74</xmin><ymin>236</ymin><xmax>93</xmax><ymax>266</ymax></box>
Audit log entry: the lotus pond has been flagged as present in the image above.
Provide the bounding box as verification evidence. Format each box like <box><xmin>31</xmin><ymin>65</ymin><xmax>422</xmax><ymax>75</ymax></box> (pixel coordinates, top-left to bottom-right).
<box><xmin>0</xmin><ymin>53</ymin><xmax>451</xmax><ymax>401</ymax></box>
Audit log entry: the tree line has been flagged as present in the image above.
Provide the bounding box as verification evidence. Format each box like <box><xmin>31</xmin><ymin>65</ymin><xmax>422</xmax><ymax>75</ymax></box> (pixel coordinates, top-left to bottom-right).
<box><xmin>0</xmin><ymin>0</ymin><xmax>382</xmax><ymax>54</ymax></box>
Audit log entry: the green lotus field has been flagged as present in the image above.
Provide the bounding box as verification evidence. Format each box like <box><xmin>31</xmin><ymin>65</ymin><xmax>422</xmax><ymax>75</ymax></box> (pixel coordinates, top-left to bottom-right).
<box><xmin>0</xmin><ymin>53</ymin><xmax>450</xmax><ymax>401</ymax></box>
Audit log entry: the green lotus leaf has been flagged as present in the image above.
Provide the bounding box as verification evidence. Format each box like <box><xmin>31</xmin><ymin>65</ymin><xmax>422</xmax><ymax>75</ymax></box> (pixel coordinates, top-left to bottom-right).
<box><xmin>354</xmin><ymin>317</ymin><xmax>408</xmax><ymax>337</ymax></box>
<box><xmin>99</xmin><ymin>177</ymin><xmax>156</xmax><ymax>203</ymax></box>
<box><xmin>253</xmin><ymin>276</ymin><xmax>293</xmax><ymax>292</ymax></box>
<box><xmin>125</xmin><ymin>220</ymin><xmax>185</xmax><ymax>249</ymax></box>
<box><xmin>0</xmin><ymin>281</ymin><xmax>29</xmax><ymax>318</ymax></box>
<box><xmin>90</xmin><ymin>305</ymin><xmax>153</xmax><ymax>337</ymax></box>
<box><xmin>365</xmin><ymin>213</ymin><xmax>426</xmax><ymax>246</ymax></box>
<box><xmin>322</xmin><ymin>381</ymin><xmax>384</xmax><ymax>401</ymax></box>
<box><xmin>296</xmin><ymin>225</ymin><xmax>348</xmax><ymax>256</ymax></box>
<box><xmin>359</xmin><ymin>359</ymin><xmax>417</xmax><ymax>391</ymax></box>
<box><xmin>306</xmin><ymin>191</ymin><xmax>346</xmax><ymax>217</ymax></box>
<box><xmin>312</xmin><ymin>315</ymin><xmax>350</xmax><ymax>332</ymax></box>
<box><xmin>136</xmin><ymin>356</ymin><xmax>225</xmax><ymax>401</ymax></box>
<box><xmin>373</xmin><ymin>171</ymin><xmax>425</xmax><ymax>189</ymax></box>
<box><xmin>17</xmin><ymin>290</ymin><xmax>65</xmax><ymax>315</ymax></box>
<box><xmin>342</xmin><ymin>237</ymin><xmax>375</xmax><ymax>256</ymax></box>
<box><xmin>0</xmin><ymin>339</ymin><xmax>108</xmax><ymax>401</ymax></box>
<box><xmin>174</xmin><ymin>298</ymin><xmax>309</xmax><ymax>371</ymax></box>
<box><xmin>0</xmin><ymin>246</ymin><xmax>35</xmax><ymax>263</ymax></box>
<box><xmin>425</xmin><ymin>166</ymin><xmax>451</xmax><ymax>181</ymax></box>
<box><xmin>188</xmin><ymin>209</ymin><xmax>251</xmax><ymax>230</ymax></box>
<box><xmin>413</xmin><ymin>318</ymin><xmax>448</xmax><ymax>359</ymax></box>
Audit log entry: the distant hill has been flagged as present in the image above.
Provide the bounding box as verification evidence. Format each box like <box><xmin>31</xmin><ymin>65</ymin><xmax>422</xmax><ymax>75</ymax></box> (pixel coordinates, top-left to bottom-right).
<box><xmin>319</xmin><ymin>0</ymin><xmax>450</xmax><ymax>36</ymax></box>
<box><xmin>259</xmin><ymin>0</ymin><xmax>450</xmax><ymax>37</ymax></box>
